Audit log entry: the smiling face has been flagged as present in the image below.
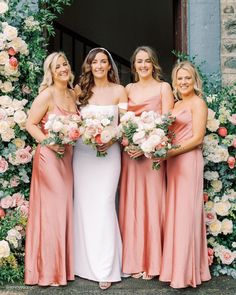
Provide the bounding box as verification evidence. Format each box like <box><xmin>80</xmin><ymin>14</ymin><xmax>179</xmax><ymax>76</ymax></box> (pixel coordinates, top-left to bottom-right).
<box><xmin>134</xmin><ymin>50</ymin><xmax>153</xmax><ymax>79</ymax></box>
<box><xmin>176</xmin><ymin>68</ymin><xmax>195</xmax><ymax>97</ymax></box>
<box><xmin>52</xmin><ymin>56</ymin><xmax>70</xmax><ymax>83</ymax></box>
<box><xmin>91</xmin><ymin>52</ymin><xmax>111</xmax><ymax>80</ymax></box>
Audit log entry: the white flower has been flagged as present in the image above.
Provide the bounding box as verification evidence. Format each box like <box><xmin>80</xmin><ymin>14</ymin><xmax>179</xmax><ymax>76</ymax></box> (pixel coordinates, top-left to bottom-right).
<box><xmin>100</xmin><ymin>129</ymin><xmax>112</xmax><ymax>143</ymax></box>
<box><xmin>14</xmin><ymin>110</ymin><xmax>27</xmax><ymax>125</ymax></box>
<box><xmin>4</xmin><ymin>62</ymin><xmax>19</xmax><ymax>77</ymax></box>
<box><xmin>204</xmin><ymin>171</ymin><xmax>219</xmax><ymax>181</ymax></box>
<box><xmin>207</xmin><ymin>108</ymin><xmax>216</xmax><ymax>120</ymax></box>
<box><xmin>219</xmin><ymin>248</ymin><xmax>236</xmax><ymax>265</ymax></box>
<box><xmin>0</xmin><ymin>240</ymin><xmax>10</xmax><ymax>258</ymax></box>
<box><xmin>132</xmin><ymin>131</ymin><xmax>146</xmax><ymax>145</ymax></box>
<box><xmin>207</xmin><ymin>118</ymin><xmax>220</xmax><ymax>132</ymax></box>
<box><xmin>1</xmin><ymin>81</ymin><xmax>14</xmax><ymax>93</ymax></box>
<box><xmin>2</xmin><ymin>22</ymin><xmax>18</xmax><ymax>41</ymax></box>
<box><xmin>1</xmin><ymin>127</ymin><xmax>15</xmax><ymax>142</ymax></box>
<box><xmin>120</xmin><ymin>111</ymin><xmax>135</xmax><ymax>122</ymax></box>
<box><xmin>232</xmin><ymin>242</ymin><xmax>236</xmax><ymax>248</ymax></box>
<box><xmin>214</xmin><ymin>201</ymin><xmax>231</xmax><ymax>216</ymax></box>
<box><xmin>0</xmin><ymin>120</ymin><xmax>9</xmax><ymax>134</ymax></box>
<box><xmin>0</xmin><ymin>1</ymin><xmax>8</xmax><ymax>14</ymax></box>
<box><xmin>101</xmin><ymin>118</ymin><xmax>111</xmax><ymax>126</ymax></box>
<box><xmin>0</xmin><ymin>51</ymin><xmax>9</xmax><ymax>65</ymax></box>
<box><xmin>209</xmin><ymin>220</ymin><xmax>221</xmax><ymax>236</ymax></box>
<box><xmin>140</xmin><ymin>140</ymin><xmax>154</xmax><ymax>153</ymax></box>
<box><xmin>211</xmin><ymin>179</ymin><xmax>222</xmax><ymax>192</ymax></box>
<box><xmin>206</xmin><ymin>94</ymin><xmax>216</xmax><ymax>103</ymax></box>
<box><xmin>52</xmin><ymin>120</ymin><xmax>64</xmax><ymax>132</ymax></box>
<box><xmin>0</xmin><ymin>95</ymin><xmax>12</xmax><ymax>107</ymax></box>
<box><xmin>221</xmin><ymin>219</ymin><xmax>233</xmax><ymax>235</ymax></box>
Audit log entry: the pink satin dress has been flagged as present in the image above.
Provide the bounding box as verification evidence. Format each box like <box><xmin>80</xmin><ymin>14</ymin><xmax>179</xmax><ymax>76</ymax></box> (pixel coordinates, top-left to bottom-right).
<box><xmin>159</xmin><ymin>108</ymin><xmax>211</xmax><ymax>288</ymax></box>
<box><xmin>24</xmin><ymin>105</ymin><xmax>74</xmax><ymax>286</ymax></box>
<box><xmin>119</xmin><ymin>94</ymin><xmax>166</xmax><ymax>276</ymax></box>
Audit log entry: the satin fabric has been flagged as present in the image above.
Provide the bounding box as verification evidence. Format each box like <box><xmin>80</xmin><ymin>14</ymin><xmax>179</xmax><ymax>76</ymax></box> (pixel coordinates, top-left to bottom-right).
<box><xmin>24</xmin><ymin>105</ymin><xmax>74</xmax><ymax>286</ymax></box>
<box><xmin>119</xmin><ymin>94</ymin><xmax>166</xmax><ymax>276</ymax></box>
<box><xmin>159</xmin><ymin>108</ymin><xmax>211</xmax><ymax>288</ymax></box>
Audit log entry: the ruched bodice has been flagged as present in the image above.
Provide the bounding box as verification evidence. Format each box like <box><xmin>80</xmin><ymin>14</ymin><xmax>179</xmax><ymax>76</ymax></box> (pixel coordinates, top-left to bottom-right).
<box><xmin>128</xmin><ymin>95</ymin><xmax>162</xmax><ymax>115</ymax></box>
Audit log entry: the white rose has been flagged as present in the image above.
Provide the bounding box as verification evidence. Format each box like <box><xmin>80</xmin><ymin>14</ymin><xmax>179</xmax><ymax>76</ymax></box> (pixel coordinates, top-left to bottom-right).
<box><xmin>7</xmin><ymin>229</ymin><xmax>21</xmax><ymax>240</ymax></box>
<box><xmin>214</xmin><ymin>201</ymin><xmax>231</xmax><ymax>216</ymax></box>
<box><xmin>1</xmin><ymin>127</ymin><xmax>15</xmax><ymax>142</ymax></box>
<box><xmin>5</xmin><ymin>106</ymin><xmax>14</xmax><ymax>116</ymax></box>
<box><xmin>52</xmin><ymin>121</ymin><xmax>64</xmax><ymax>132</ymax></box>
<box><xmin>219</xmin><ymin>248</ymin><xmax>235</xmax><ymax>265</ymax></box>
<box><xmin>204</xmin><ymin>171</ymin><xmax>219</xmax><ymax>181</ymax></box>
<box><xmin>209</xmin><ymin>220</ymin><xmax>221</xmax><ymax>236</ymax></box>
<box><xmin>2</xmin><ymin>23</ymin><xmax>18</xmax><ymax>41</ymax></box>
<box><xmin>141</xmin><ymin>140</ymin><xmax>155</xmax><ymax>153</ymax></box>
<box><xmin>0</xmin><ymin>240</ymin><xmax>10</xmax><ymax>258</ymax></box>
<box><xmin>207</xmin><ymin>118</ymin><xmax>220</xmax><ymax>132</ymax></box>
<box><xmin>14</xmin><ymin>110</ymin><xmax>27</xmax><ymax>124</ymax></box>
<box><xmin>11</xmin><ymin>99</ymin><xmax>25</xmax><ymax>110</ymax></box>
<box><xmin>0</xmin><ymin>120</ymin><xmax>9</xmax><ymax>133</ymax></box>
<box><xmin>0</xmin><ymin>1</ymin><xmax>8</xmax><ymax>14</ymax></box>
<box><xmin>0</xmin><ymin>108</ymin><xmax>7</xmax><ymax>120</ymax></box>
<box><xmin>4</xmin><ymin>62</ymin><xmax>19</xmax><ymax>76</ymax></box>
<box><xmin>211</xmin><ymin>180</ymin><xmax>222</xmax><ymax>192</ymax></box>
<box><xmin>120</xmin><ymin>111</ymin><xmax>135</xmax><ymax>122</ymax></box>
<box><xmin>133</xmin><ymin>130</ymin><xmax>146</xmax><ymax>145</ymax></box>
<box><xmin>100</xmin><ymin>130</ymin><xmax>112</xmax><ymax>143</ymax></box>
<box><xmin>0</xmin><ymin>51</ymin><xmax>9</xmax><ymax>65</ymax></box>
<box><xmin>221</xmin><ymin>219</ymin><xmax>233</xmax><ymax>235</ymax></box>
<box><xmin>205</xmin><ymin>201</ymin><xmax>214</xmax><ymax>210</ymax></box>
<box><xmin>1</xmin><ymin>81</ymin><xmax>14</xmax><ymax>93</ymax></box>
<box><xmin>0</xmin><ymin>95</ymin><xmax>12</xmax><ymax>107</ymax></box>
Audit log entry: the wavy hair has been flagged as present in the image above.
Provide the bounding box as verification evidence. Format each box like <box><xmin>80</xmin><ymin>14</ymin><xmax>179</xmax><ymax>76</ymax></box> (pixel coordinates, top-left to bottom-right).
<box><xmin>79</xmin><ymin>48</ymin><xmax>119</xmax><ymax>106</ymax></box>
<box><xmin>172</xmin><ymin>61</ymin><xmax>203</xmax><ymax>100</ymax></box>
<box><xmin>130</xmin><ymin>46</ymin><xmax>162</xmax><ymax>82</ymax></box>
<box><xmin>39</xmin><ymin>52</ymin><xmax>74</xmax><ymax>93</ymax></box>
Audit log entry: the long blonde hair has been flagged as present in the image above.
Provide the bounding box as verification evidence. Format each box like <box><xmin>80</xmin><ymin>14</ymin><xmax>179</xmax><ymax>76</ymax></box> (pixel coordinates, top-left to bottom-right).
<box><xmin>39</xmin><ymin>52</ymin><xmax>74</xmax><ymax>93</ymax></box>
<box><xmin>172</xmin><ymin>61</ymin><xmax>203</xmax><ymax>100</ymax></box>
<box><xmin>130</xmin><ymin>46</ymin><xmax>162</xmax><ymax>82</ymax></box>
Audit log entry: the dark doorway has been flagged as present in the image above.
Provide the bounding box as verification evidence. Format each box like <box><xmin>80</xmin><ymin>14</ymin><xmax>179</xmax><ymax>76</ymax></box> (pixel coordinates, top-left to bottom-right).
<box><xmin>50</xmin><ymin>0</ymin><xmax>187</xmax><ymax>84</ymax></box>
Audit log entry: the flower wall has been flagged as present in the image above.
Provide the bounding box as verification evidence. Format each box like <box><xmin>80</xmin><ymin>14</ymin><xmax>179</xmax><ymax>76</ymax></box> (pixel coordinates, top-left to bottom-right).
<box><xmin>0</xmin><ymin>0</ymin><xmax>235</xmax><ymax>284</ymax></box>
<box><xmin>0</xmin><ymin>0</ymin><xmax>72</xmax><ymax>283</ymax></box>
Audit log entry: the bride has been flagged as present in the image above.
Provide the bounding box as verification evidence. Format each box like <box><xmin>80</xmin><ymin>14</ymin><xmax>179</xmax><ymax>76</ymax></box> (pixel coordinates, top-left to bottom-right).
<box><xmin>73</xmin><ymin>48</ymin><xmax>127</xmax><ymax>290</ymax></box>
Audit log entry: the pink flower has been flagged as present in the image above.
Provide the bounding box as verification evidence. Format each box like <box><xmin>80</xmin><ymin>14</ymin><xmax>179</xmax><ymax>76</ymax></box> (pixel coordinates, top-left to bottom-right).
<box><xmin>95</xmin><ymin>134</ymin><xmax>103</xmax><ymax>144</ymax></box>
<box><xmin>227</xmin><ymin>156</ymin><xmax>235</xmax><ymax>169</ymax></box>
<box><xmin>0</xmin><ymin>156</ymin><xmax>8</xmax><ymax>173</ymax></box>
<box><xmin>9</xmin><ymin>56</ymin><xmax>18</xmax><ymax>68</ymax></box>
<box><xmin>22</xmin><ymin>84</ymin><xmax>31</xmax><ymax>94</ymax></box>
<box><xmin>8</xmin><ymin>47</ymin><xmax>17</xmax><ymax>56</ymax></box>
<box><xmin>10</xmin><ymin>176</ymin><xmax>20</xmax><ymax>188</ymax></box>
<box><xmin>219</xmin><ymin>249</ymin><xmax>235</xmax><ymax>265</ymax></box>
<box><xmin>15</xmin><ymin>146</ymin><xmax>32</xmax><ymax>164</ymax></box>
<box><xmin>208</xmin><ymin>248</ymin><xmax>214</xmax><ymax>265</ymax></box>
<box><xmin>11</xmin><ymin>193</ymin><xmax>24</xmax><ymax>207</ymax></box>
<box><xmin>229</xmin><ymin>114</ymin><xmax>236</xmax><ymax>125</ymax></box>
<box><xmin>68</xmin><ymin>128</ymin><xmax>80</xmax><ymax>141</ymax></box>
<box><xmin>0</xmin><ymin>196</ymin><xmax>13</xmax><ymax>209</ymax></box>
<box><xmin>121</xmin><ymin>137</ymin><xmax>129</xmax><ymax>147</ymax></box>
<box><xmin>218</xmin><ymin>127</ymin><xmax>227</xmax><ymax>137</ymax></box>
<box><xmin>18</xmin><ymin>201</ymin><xmax>29</xmax><ymax>217</ymax></box>
<box><xmin>203</xmin><ymin>192</ymin><xmax>209</xmax><ymax>202</ymax></box>
<box><xmin>0</xmin><ymin>207</ymin><xmax>5</xmax><ymax>219</ymax></box>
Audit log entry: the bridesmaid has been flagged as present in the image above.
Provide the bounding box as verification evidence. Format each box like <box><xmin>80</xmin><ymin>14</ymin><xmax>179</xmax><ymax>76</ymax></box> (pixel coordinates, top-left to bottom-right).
<box><xmin>159</xmin><ymin>61</ymin><xmax>211</xmax><ymax>288</ymax></box>
<box><xmin>119</xmin><ymin>46</ymin><xmax>174</xmax><ymax>279</ymax></box>
<box><xmin>25</xmin><ymin>52</ymin><xmax>77</xmax><ymax>286</ymax></box>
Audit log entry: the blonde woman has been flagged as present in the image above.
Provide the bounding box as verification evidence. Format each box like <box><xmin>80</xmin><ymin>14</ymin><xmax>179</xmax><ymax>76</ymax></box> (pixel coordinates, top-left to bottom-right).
<box><xmin>24</xmin><ymin>52</ymin><xmax>77</xmax><ymax>286</ymax></box>
<box><xmin>159</xmin><ymin>61</ymin><xmax>211</xmax><ymax>288</ymax></box>
<box><xmin>119</xmin><ymin>46</ymin><xmax>174</xmax><ymax>280</ymax></box>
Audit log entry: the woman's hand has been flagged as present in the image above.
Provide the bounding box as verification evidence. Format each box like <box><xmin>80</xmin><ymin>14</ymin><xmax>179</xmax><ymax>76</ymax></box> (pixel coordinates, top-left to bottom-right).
<box><xmin>47</xmin><ymin>144</ymin><xmax>65</xmax><ymax>156</ymax></box>
<box><xmin>96</xmin><ymin>141</ymin><xmax>113</xmax><ymax>152</ymax></box>
<box><xmin>127</xmin><ymin>148</ymin><xmax>143</xmax><ymax>159</ymax></box>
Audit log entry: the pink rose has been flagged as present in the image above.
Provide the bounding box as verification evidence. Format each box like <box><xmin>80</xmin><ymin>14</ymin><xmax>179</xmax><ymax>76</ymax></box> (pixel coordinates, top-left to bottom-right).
<box><xmin>0</xmin><ymin>195</ymin><xmax>13</xmax><ymax>209</ymax></box>
<box><xmin>68</xmin><ymin>128</ymin><xmax>81</xmax><ymax>141</ymax></box>
<box><xmin>229</xmin><ymin>114</ymin><xmax>236</xmax><ymax>125</ymax></box>
<box><xmin>208</xmin><ymin>248</ymin><xmax>214</xmax><ymax>265</ymax></box>
<box><xmin>121</xmin><ymin>137</ymin><xmax>129</xmax><ymax>147</ymax></box>
<box><xmin>0</xmin><ymin>156</ymin><xmax>8</xmax><ymax>173</ymax></box>
<box><xmin>227</xmin><ymin>156</ymin><xmax>235</xmax><ymax>169</ymax></box>
<box><xmin>0</xmin><ymin>207</ymin><xmax>5</xmax><ymax>219</ymax></box>
<box><xmin>220</xmin><ymin>249</ymin><xmax>235</xmax><ymax>265</ymax></box>
<box><xmin>18</xmin><ymin>201</ymin><xmax>29</xmax><ymax>217</ymax></box>
<box><xmin>11</xmin><ymin>193</ymin><xmax>24</xmax><ymax>207</ymax></box>
<box><xmin>8</xmin><ymin>47</ymin><xmax>17</xmax><ymax>56</ymax></box>
<box><xmin>203</xmin><ymin>192</ymin><xmax>209</xmax><ymax>202</ymax></box>
<box><xmin>95</xmin><ymin>134</ymin><xmax>103</xmax><ymax>144</ymax></box>
<box><xmin>9</xmin><ymin>56</ymin><xmax>18</xmax><ymax>68</ymax></box>
<box><xmin>218</xmin><ymin>127</ymin><xmax>227</xmax><ymax>137</ymax></box>
<box><xmin>15</xmin><ymin>146</ymin><xmax>32</xmax><ymax>164</ymax></box>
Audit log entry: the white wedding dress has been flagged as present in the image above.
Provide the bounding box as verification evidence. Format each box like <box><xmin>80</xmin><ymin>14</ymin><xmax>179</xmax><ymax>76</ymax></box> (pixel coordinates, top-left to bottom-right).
<box><xmin>73</xmin><ymin>104</ymin><xmax>123</xmax><ymax>282</ymax></box>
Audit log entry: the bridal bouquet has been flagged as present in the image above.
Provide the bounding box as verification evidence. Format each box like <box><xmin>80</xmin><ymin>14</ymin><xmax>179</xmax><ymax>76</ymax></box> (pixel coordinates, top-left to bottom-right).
<box><xmin>42</xmin><ymin>113</ymin><xmax>82</xmax><ymax>157</ymax></box>
<box><xmin>80</xmin><ymin>112</ymin><xmax>118</xmax><ymax>157</ymax></box>
<box><xmin>118</xmin><ymin>111</ymin><xmax>176</xmax><ymax>169</ymax></box>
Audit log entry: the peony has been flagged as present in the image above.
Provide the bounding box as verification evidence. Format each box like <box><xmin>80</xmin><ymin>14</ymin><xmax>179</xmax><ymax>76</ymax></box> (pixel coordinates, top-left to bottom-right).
<box><xmin>0</xmin><ymin>195</ymin><xmax>13</xmax><ymax>209</ymax></box>
<box><xmin>214</xmin><ymin>200</ymin><xmax>231</xmax><ymax>216</ymax></box>
<box><xmin>227</xmin><ymin>156</ymin><xmax>235</xmax><ymax>169</ymax></box>
<box><xmin>229</xmin><ymin>114</ymin><xmax>236</xmax><ymax>125</ymax></box>
<box><xmin>211</xmin><ymin>179</ymin><xmax>222</xmax><ymax>192</ymax></box>
<box><xmin>0</xmin><ymin>156</ymin><xmax>8</xmax><ymax>173</ymax></box>
<box><xmin>209</xmin><ymin>220</ymin><xmax>221</xmax><ymax>236</ymax></box>
<box><xmin>0</xmin><ymin>1</ymin><xmax>8</xmax><ymax>14</ymax></box>
<box><xmin>0</xmin><ymin>240</ymin><xmax>10</xmax><ymax>258</ymax></box>
<box><xmin>219</xmin><ymin>249</ymin><xmax>235</xmax><ymax>265</ymax></box>
<box><xmin>2</xmin><ymin>22</ymin><xmax>18</xmax><ymax>41</ymax></box>
<box><xmin>221</xmin><ymin>219</ymin><xmax>233</xmax><ymax>235</ymax></box>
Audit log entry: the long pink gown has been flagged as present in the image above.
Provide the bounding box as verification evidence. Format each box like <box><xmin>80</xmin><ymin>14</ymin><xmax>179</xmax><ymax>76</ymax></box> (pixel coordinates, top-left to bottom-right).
<box><xmin>159</xmin><ymin>108</ymin><xmax>211</xmax><ymax>288</ymax></box>
<box><xmin>119</xmin><ymin>94</ymin><xmax>166</xmax><ymax>276</ymax></box>
<box><xmin>24</xmin><ymin>105</ymin><xmax>74</xmax><ymax>286</ymax></box>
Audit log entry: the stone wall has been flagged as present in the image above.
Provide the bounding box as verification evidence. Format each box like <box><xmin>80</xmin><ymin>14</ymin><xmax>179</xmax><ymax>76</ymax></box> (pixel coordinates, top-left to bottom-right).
<box><xmin>221</xmin><ymin>0</ymin><xmax>236</xmax><ymax>85</ymax></box>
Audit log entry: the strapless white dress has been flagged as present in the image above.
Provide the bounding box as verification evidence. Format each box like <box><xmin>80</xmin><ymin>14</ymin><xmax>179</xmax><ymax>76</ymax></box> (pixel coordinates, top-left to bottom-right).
<box><xmin>73</xmin><ymin>104</ymin><xmax>123</xmax><ymax>282</ymax></box>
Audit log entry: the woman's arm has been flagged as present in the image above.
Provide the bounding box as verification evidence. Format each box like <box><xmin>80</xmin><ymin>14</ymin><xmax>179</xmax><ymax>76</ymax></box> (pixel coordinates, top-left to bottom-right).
<box><xmin>161</xmin><ymin>82</ymin><xmax>174</xmax><ymax>114</ymax></box>
<box><xmin>168</xmin><ymin>98</ymin><xmax>208</xmax><ymax>158</ymax></box>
